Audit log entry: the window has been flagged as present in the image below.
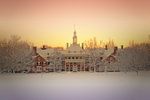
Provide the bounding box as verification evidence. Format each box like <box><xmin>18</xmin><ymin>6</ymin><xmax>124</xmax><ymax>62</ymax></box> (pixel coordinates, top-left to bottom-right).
<box><xmin>68</xmin><ymin>57</ymin><xmax>71</xmax><ymax>59</ymax></box>
<box><xmin>100</xmin><ymin>57</ymin><xmax>103</xmax><ymax>60</ymax></box>
<box><xmin>44</xmin><ymin>62</ymin><xmax>47</xmax><ymax>65</ymax></box>
<box><xmin>76</xmin><ymin>57</ymin><xmax>78</xmax><ymax>59</ymax></box>
<box><xmin>38</xmin><ymin>62</ymin><xmax>40</xmax><ymax>65</ymax></box>
<box><xmin>72</xmin><ymin>57</ymin><xmax>74</xmax><ymax>59</ymax></box>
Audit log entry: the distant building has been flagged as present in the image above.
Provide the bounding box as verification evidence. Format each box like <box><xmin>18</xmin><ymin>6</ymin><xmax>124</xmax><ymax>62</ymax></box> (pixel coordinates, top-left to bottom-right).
<box><xmin>31</xmin><ymin>29</ymin><xmax>119</xmax><ymax>73</ymax></box>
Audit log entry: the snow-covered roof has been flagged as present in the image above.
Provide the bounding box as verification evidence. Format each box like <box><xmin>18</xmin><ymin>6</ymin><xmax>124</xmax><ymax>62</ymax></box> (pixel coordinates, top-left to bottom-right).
<box><xmin>37</xmin><ymin>48</ymin><xmax>55</xmax><ymax>59</ymax></box>
<box><xmin>64</xmin><ymin>44</ymin><xmax>84</xmax><ymax>54</ymax></box>
<box><xmin>103</xmin><ymin>49</ymin><xmax>114</xmax><ymax>59</ymax></box>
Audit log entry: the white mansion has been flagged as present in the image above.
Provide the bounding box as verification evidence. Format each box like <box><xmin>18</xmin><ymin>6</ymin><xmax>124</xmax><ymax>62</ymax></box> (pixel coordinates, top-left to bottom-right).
<box><xmin>31</xmin><ymin>29</ymin><xmax>119</xmax><ymax>72</ymax></box>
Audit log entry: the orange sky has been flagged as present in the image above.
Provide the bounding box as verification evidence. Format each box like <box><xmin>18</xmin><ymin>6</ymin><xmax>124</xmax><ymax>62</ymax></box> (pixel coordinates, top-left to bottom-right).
<box><xmin>0</xmin><ymin>0</ymin><xmax>150</xmax><ymax>47</ymax></box>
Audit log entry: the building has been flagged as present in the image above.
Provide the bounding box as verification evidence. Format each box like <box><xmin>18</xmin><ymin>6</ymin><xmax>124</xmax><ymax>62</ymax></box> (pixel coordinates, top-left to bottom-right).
<box><xmin>32</xmin><ymin>55</ymin><xmax>48</xmax><ymax>73</ymax></box>
<box><xmin>62</xmin><ymin>29</ymin><xmax>86</xmax><ymax>71</ymax></box>
<box><xmin>31</xmin><ymin>29</ymin><xmax>119</xmax><ymax>73</ymax></box>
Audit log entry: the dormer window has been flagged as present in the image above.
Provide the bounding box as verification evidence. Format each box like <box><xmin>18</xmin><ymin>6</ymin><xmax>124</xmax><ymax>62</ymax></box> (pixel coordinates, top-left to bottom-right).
<box><xmin>38</xmin><ymin>62</ymin><xmax>40</xmax><ymax>65</ymax></box>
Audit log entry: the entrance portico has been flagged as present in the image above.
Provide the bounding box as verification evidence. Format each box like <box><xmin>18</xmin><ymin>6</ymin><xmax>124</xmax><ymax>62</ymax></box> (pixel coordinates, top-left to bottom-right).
<box><xmin>65</xmin><ymin>59</ymin><xmax>85</xmax><ymax>72</ymax></box>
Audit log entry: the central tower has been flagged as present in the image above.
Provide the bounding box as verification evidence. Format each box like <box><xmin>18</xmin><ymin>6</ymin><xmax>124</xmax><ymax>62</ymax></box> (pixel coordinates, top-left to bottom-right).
<box><xmin>73</xmin><ymin>29</ymin><xmax>77</xmax><ymax>45</ymax></box>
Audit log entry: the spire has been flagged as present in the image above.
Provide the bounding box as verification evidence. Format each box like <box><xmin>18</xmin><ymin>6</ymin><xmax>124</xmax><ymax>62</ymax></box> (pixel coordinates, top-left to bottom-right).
<box><xmin>73</xmin><ymin>25</ymin><xmax>77</xmax><ymax>44</ymax></box>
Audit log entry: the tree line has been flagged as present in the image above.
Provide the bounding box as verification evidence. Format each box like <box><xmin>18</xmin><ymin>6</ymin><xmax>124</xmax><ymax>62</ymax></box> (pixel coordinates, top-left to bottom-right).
<box><xmin>0</xmin><ymin>35</ymin><xmax>150</xmax><ymax>73</ymax></box>
<box><xmin>0</xmin><ymin>35</ymin><xmax>33</xmax><ymax>73</ymax></box>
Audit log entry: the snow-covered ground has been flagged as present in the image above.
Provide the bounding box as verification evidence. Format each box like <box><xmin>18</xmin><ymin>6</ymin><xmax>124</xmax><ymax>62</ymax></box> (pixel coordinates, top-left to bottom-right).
<box><xmin>0</xmin><ymin>72</ymin><xmax>150</xmax><ymax>100</ymax></box>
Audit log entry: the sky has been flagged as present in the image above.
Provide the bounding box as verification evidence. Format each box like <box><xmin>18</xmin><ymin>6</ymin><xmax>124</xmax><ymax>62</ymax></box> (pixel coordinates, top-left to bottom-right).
<box><xmin>0</xmin><ymin>0</ymin><xmax>150</xmax><ymax>47</ymax></box>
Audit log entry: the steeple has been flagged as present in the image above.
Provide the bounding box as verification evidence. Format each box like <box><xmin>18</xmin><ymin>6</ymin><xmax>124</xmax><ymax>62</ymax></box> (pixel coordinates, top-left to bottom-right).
<box><xmin>73</xmin><ymin>25</ymin><xmax>77</xmax><ymax>45</ymax></box>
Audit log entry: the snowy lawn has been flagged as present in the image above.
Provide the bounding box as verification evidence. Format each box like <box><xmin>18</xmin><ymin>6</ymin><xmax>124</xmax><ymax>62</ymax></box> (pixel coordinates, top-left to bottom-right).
<box><xmin>0</xmin><ymin>71</ymin><xmax>150</xmax><ymax>100</ymax></box>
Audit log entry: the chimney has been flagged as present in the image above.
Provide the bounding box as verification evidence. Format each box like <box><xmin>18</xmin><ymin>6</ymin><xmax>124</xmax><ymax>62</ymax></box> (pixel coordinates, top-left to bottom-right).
<box><xmin>41</xmin><ymin>45</ymin><xmax>47</xmax><ymax>50</ymax></box>
<box><xmin>82</xmin><ymin>43</ymin><xmax>84</xmax><ymax>49</ymax></box>
<box><xmin>66</xmin><ymin>43</ymin><xmax>69</xmax><ymax>49</ymax></box>
<box><xmin>114</xmin><ymin>46</ymin><xmax>118</xmax><ymax>54</ymax></box>
<box><xmin>105</xmin><ymin>45</ymin><xmax>108</xmax><ymax>50</ymax></box>
<box><xmin>33</xmin><ymin>46</ymin><xmax>37</xmax><ymax>56</ymax></box>
<box><xmin>121</xmin><ymin>45</ymin><xmax>124</xmax><ymax>49</ymax></box>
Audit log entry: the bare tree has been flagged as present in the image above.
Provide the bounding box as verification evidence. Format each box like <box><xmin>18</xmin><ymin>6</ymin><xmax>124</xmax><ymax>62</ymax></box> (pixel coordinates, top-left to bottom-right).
<box><xmin>48</xmin><ymin>50</ymin><xmax>63</xmax><ymax>72</ymax></box>
<box><xmin>117</xmin><ymin>42</ymin><xmax>150</xmax><ymax>75</ymax></box>
<box><xmin>84</xmin><ymin>37</ymin><xmax>103</xmax><ymax>49</ymax></box>
<box><xmin>86</xmin><ymin>48</ymin><xmax>104</xmax><ymax>72</ymax></box>
<box><xmin>104</xmin><ymin>39</ymin><xmax>115</xmax><ymax>49</ymax></box>
<box><xmin>0</xmin><ymin>35</ymin><xmax>33</xmax><ymax>73</ymax></box>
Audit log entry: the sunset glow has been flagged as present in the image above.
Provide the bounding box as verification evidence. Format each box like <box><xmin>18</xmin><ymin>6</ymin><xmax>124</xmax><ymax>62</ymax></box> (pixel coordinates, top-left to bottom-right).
<box><xmin>0</xmin><ymin>0</ymin><xmax>150</xmax><ymax>47</ymax></box>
